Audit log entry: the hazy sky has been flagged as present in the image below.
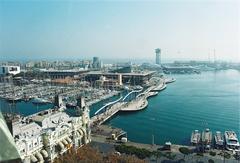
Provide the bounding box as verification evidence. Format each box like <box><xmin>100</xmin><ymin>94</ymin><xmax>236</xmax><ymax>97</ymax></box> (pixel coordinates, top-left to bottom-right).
<box><xmin>0</xmin><ymin>0</ymin><xmax>239</xmax><ymax>62</ymax></box>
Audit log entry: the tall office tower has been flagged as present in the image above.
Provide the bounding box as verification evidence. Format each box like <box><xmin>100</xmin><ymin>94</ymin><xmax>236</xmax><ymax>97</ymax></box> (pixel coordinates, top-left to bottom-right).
<box><xmin>155</xmin><ymin>48</ymin><xmax>161</xmax><ymax>65</ymax></box>
<box><xmin>92</xmin><ymin>57</ymin><xmax>102</xmax><ymax>69</ymax></box>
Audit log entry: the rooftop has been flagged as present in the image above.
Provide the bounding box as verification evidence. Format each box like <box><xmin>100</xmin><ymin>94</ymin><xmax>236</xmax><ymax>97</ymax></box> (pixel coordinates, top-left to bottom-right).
<box><xmin>86</xmin><ymin>71</ymin><xmax>155</xmax><ymax>76</ymax></box>
<box><xmin>40</xmin><ymin>69</ymin><xmax>88</xmax><ymax>73</ymax></box>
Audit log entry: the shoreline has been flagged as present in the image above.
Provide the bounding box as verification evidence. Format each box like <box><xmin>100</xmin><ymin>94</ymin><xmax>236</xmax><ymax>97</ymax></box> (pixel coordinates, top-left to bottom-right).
<box><xmin>91</xmin><ymin>78</ymin><xmax>169</xmax><ymax>124</ymax></box>
<box><xmin>91</xmin><ymin>125</ymin><xmax>239</xmax><ymax>162</ymax></box>
<box><xmin>95</xmin><ymin>71</ymin><xmax>240</xmax><ymax>146</ymax></box>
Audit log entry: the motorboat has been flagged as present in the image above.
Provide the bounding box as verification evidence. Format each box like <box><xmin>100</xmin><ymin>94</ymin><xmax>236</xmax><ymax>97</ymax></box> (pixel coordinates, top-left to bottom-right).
<box><xmin>191</xmin><ymin>130</ymin><xmax>201</xmax><ymax>145</ymax></box>
<box><xmin>224</xmin><ymin>131</ymin><xmax>240</xmax><ymax>151</ymax></box>
<box><xmin>214</xmin><ymin>131</ymin><xmax>224</xmax><ymax>147</ymax></box>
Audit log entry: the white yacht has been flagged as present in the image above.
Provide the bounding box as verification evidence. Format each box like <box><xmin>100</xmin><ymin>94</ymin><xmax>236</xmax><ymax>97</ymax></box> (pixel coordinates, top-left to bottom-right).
<box><xmin>191</xmin><ymin>130</ymin><xmax>201</xmax><ymax>145</ymax></box>
<box><xmin>32</xmin><ymin>97</ymin><xmax>50</xmax><ymax>104</ymax></box>
<box><xmin>224</xmin><ymin>131</ymin><xmax>240</xmax><ymax>151</ymax></box>
<box><xmin>214</xmin><ymin>131</ymin><xmax>224</xmax><ymax>147</ymax></box>
<box><xmin>202</xmin><ymin>128</ymin><xmax>212</xmax><ymax>149</ymax></box>
<box><xmin>165</xmin><ymin>78</ymin><xmax>176</xmax><ymax>84</ymax></box>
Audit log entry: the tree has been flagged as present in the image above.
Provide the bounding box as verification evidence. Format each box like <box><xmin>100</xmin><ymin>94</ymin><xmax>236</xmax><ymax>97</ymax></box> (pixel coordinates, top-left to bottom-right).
<box><xmin>208</xmin><ymin>159</ymin><xmax>214</xmax><ymax>163</ymax></box>
<box><xmin>54</xmin><ymin>145</ymin><xmax>147</xmax><ymax>163</ymax></box>
<box><xmin>209</xmin><ymin>151</ymin><xmax>216</xmax><ymax>156</ymax></box>
<box><xmin>152</xmin><ymin>151</ymin><xmax>162</xmax><ymax>163</ymax></box>
<box><xmin>179</xmin><ymin>147</ymin><xmax>191</xmax><ymax>158</ymax></box>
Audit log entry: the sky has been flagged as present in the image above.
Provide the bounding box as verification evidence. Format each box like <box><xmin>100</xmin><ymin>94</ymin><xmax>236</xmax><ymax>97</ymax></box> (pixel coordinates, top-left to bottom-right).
<box><xmin>0</xmin><ymin>0</ymin><xmax>239</xmax><ymax>62</ymax></box>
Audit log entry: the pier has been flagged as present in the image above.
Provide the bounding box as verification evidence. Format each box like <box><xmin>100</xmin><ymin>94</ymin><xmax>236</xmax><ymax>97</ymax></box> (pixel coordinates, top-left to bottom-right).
<box><xmin>94</xmin><ymin>96</ymin><xmax>123</xmax><ymax>115</ymax></box>
<box><xmin>91</xmin><ymin>102</ymin><xmax>125</xmax><ymax>125</ymax></box>
<box><xmin>122</xmin><ymin>87</ymin><xmax>143</xmax><ymax>101</ymax></box>
<box><xmin>91</xmin><ymin>80</ymin><xmax>168</xmax><ymax>126</ymax></box>
<box><xmin>94</xmin><ymin>87</ymin><xmax>143</xmax><ymax>116</ymax></box>
<box><xmin>120</xmin><ymin>97</ymin><xmax>148</xmax><ymax>111</ymax></box>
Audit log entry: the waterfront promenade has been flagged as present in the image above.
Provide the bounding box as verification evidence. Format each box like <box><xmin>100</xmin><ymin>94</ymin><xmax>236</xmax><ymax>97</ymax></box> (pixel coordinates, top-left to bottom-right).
<box><xmin>120</xmin><ymin>97</ymin><xmax>148</xmax><ymax>111</ymax></box>
<box><xmin>91</xmin><ymin>102</ymin><xmax>125</xmax><ymax>126</ymax></box>
<box><xmin>91</xmin><ymin>126</ymin><xmax>239</xmax><ymax>163</ymax></box>
<box><xmin>91</xmin><ymin>79</ymin><xmax>168</xmax><ymax>126</ymax></box>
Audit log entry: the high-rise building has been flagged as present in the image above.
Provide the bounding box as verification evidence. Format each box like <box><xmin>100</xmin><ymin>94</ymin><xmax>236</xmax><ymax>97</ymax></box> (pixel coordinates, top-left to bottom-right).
<box><xmin>155</xmin><ymin>48</ymin><xmax>161</xmax><ymax>65</ymax></box>
<box><xmin>92</xmin><ymin>57</ymin><xmax>102</xmax><ymax>69</ymax></box>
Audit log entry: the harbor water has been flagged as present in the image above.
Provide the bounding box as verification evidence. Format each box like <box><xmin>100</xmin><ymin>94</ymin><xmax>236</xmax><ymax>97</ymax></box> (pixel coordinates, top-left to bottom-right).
<box><xmin>0</xmin><ymin>99</ymin><xmax>53</xmax><ymax>116</ymax></box>
<box><xmin>0</xmin><ymin>70</ymin><xmax>239</xmax><ymax>145</ymax></box>
<box><xmin>105</xmin><ymin>70</ymin><xmax>240</xmax><ymax>145</ymax></box>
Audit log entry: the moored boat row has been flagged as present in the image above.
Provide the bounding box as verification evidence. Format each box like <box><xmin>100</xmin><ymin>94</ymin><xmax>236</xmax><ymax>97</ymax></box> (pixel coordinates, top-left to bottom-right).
<box><xmin>191</xmin><ymin>129</ymin><xmax>240</xmax><ymax>152</ymax></box>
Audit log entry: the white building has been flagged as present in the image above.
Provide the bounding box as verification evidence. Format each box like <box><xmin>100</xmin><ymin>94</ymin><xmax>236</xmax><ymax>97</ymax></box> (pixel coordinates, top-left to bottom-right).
<box><xmin>0</xmin><ymin>66</ymin><xmax>20</xmax><ymax>76</ymax></box>
<box><xmin>5</xmin><ymin>95</ymin><xmax>91</xmax><ymax>163</ymax></box>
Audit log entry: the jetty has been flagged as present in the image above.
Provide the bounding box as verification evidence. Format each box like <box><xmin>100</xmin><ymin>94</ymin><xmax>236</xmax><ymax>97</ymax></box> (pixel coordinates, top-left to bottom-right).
<box><xmin>165</xmin><ymin>78</ymin><xmax>176</xmax><ymax>84</ymax></box>
<box><xmin>94</xmin><ymin>96</ymin><xmax>123</xmax><ymax>115</ymax></box>
<box><xmin>122</xmin><ymin>87</ymin><xmax>143</xmax><ymax>101</ymax></box>
<box><xmin>91</xmin><ymin>79</ymin><xmax>170</xmax><ymax>125</ymax></box>
<box><xmin>151</xmin><ymin>83</ymin><xmax>167</xmax><ymax>92</ymax></box>
<box><xmin>91</xmin><ymin>102</ymin><xmax>125</xmax><ymax>125</ymax></box>
<box><xmin>121</xmin><ymin>87</ymin><xmax>159</xmax><ymax>112</ymax></box>
<box><xmin>120</xmin><ymin>97</ymin><xmax>148</xmax><ymax>111</ymax></box>
<box><xmin>91</xmin><ymin>92</ymin><xmax>156</xmax><ymax>126</ymax></box>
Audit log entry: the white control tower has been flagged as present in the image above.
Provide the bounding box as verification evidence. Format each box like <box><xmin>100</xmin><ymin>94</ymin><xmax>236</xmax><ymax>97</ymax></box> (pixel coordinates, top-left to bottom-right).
<box><xmin>155</xmin><ymin>48</ymin><xmax>161</xmax><ymax>65</ymax></box>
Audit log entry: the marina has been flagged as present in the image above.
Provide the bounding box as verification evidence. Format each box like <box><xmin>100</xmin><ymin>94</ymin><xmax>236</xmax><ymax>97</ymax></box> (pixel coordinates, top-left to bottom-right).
<box><xmin>1</xmin><ymin>69</ymin><xmax>240</xmax><ymax>161</ymax></box>
<box><xmin>106</xmin><ymin>70</ymin><xmax>240</xmax><ymax>145</ymax></box>
<box><xmin>0</xmin><ymin>82</ymin><xmax>120</xmax><ymax>107</ymax></box>
<box><xmin>1</xmin><ymin>1</ymin><xmax>240</xmax><ymax>162</ymax></box>
<box><xmin>189</xmin><ymin>128</ymin><xmax>240</xmax><ymax>154</ymax></box>
<box><xmin>0</xmin><ymin>68</ymin><xmax>240</xmax><ymax>163</ymax></box>
<box><xmin>1</xmin><ymin>70</ymin><xmax>239</xmax><ymax>147</ymax></box>
<box><xmin>90</xmin><ymin>79</ymin><xmax>168</xmax><ymax>125</ymax></box>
